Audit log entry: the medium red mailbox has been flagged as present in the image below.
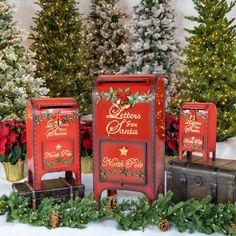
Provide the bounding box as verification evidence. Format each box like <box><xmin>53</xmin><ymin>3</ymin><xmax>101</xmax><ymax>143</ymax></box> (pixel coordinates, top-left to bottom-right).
<box><xmin>93</xmin><ymin>74</ymin><xmax>165</xmax><ymax>203</ymax></box>
<box><xmin>26</xmin><ymin>98</ymin><xmax>81</xmax><ymax>190</ymax></box>
<box><xmin>179</xmin><ymin>102</ymin><xmax>217</xmax><ymax>162</ymax></box>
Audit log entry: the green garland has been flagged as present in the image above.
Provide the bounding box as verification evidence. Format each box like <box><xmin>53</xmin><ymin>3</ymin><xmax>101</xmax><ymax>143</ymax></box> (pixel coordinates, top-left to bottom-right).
<box><xmin>1</xmin><ymin>191</ymin><xmax>236</xmax><ymax>235</ymax></box>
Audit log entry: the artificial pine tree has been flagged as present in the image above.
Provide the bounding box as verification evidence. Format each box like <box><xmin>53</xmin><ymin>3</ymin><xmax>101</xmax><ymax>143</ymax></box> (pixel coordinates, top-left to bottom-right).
<box><xmin>120</xmin><ymin>0</ymin><xmax>178</xmax><ymax>85</ymax></box>
<box><xmin>172</xmin><ymin>0</ymin><xmax>236</xmax><ymax>141</ymax></box>
<box><xmin>84</xmin><ymin>0</ymin><xmax>127</xmax><ymax>76</ymax></box>
<box><xmin>31</xmin><ymin>0</ymin><xmax>92</xmax><ymax>113</ymax></box>
<box><xmin>0</xmin><ymin>0</ymin><xmax>48</xmax><ymax>120</ymax></box>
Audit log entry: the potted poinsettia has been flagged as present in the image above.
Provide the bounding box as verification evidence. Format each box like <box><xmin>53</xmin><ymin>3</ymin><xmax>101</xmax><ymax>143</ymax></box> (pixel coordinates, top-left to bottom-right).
<box><xmin>80</xmin><ymin>120</ymin><xmax>93</xmax><ymax>173</ymax></box>
<box><xmin>165</xmin><ymin>114</ymin><xmax>179</xmax><ymax>160</ymax></box>
<box><xmin>0</xmin><ymin>121</ymin><xmax>26</xmax><ymax>182</ymax></box>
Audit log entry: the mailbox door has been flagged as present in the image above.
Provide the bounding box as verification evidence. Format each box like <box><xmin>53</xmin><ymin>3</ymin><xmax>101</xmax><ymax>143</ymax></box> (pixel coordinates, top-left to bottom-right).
<box><xmin>34</xmin><ymin>106</ymin><xmax>79</xmax><ymax>172</ymax></box>
<box><xmin>93</xmin><ymin>75</ymin><xmax>155</xmax><ymax>195</ymax></box>
<box><xmin>180</xmin><ymin>109</ymin><xmax>207</xmax><ymax>152</ymax></box>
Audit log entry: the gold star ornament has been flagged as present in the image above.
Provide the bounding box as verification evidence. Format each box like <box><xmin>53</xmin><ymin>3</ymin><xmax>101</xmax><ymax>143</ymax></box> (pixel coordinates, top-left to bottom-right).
<box><xmin>119</xmin><ymin>146</ymin><xmax>128</xmax><ymax>156</ymax></box>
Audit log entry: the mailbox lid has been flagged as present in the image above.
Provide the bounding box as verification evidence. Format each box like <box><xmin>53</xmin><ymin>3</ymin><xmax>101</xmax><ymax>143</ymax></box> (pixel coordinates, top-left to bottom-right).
<box><xmin>181</xmin><ymin>102</ymin><xmax>213</xmax><ymax>111</ymax></box>
<box><xmin>30</xmin><ymin>97</ymin><xmax>78</xmax><ymax>109</ymax></box>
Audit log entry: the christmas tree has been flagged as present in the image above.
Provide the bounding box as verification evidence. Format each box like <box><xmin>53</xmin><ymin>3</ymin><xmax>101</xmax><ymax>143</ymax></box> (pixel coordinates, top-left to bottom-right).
<box><xmin>30</xmin><ymin>0</ymin><xmax>92</xmax><ymax>113</ymax></box>
<box><xmin>0</xmin><ymin>0</ymin><xmax>48</xmax><ymax>120</ymax></box>
<box><xmin>120</xmin><ymin>0</ymin><xmax>178</xmax><ymax>80</ymax></box>
<box><xmin>84</xmin><ymin>0</ymin><xmax>127</xmax><ymax>76</ymax></box>
<box><xmin>174</xmin><ymin>0</ymin><xmax>236</xmax><ymax>141</ymax></box>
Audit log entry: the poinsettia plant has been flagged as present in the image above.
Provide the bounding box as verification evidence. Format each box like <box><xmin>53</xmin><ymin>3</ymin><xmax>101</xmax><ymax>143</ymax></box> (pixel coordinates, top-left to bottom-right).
<box><xmin>80</xmin><ymin>120</ymin><xmax>92</xmax><ymax>157</ymax></box>
<box><xmin>0</xmin><ymin>121</ymin><xmax>26</xmax><ymax>165</ymax></box>
<box><xmin>165</xmin><ymin>114</ymin><xmax>179</xmax><ymax>156</ymax></box>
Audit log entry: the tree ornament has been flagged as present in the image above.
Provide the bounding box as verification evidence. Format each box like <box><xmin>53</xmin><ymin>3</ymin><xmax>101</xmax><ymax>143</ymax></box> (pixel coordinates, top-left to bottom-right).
<box><xmin>50</xmin><ymin>211</ymin><xmax>60</xmax><ymax>229</ymax></box>
<box><xmin>158</xmin><ymin>219</ymin><xmax>171</xmax><ymax>232</ymax></box>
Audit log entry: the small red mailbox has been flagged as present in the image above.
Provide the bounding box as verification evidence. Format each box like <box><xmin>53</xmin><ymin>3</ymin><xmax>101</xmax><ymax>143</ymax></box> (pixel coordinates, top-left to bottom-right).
<box><xmin>179</xmin><ymin>102</ymin><xmax>217</xmax><ymax>162</ymax></box>
<box><xmin>93</xmin><ymin>74</ymin><xmax>165</xmax><ymax>203</ymax></box>
<box><xmin>26</xmin><ymin>98</ymin><xmax>81</xmax><ymax>190</ymax></box>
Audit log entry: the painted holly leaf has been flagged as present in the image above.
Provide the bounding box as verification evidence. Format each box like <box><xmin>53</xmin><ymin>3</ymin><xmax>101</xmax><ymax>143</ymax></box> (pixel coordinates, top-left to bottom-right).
<box><xmin>124</xmin><ymin>88</ymin><xmax>130</xmax><ymax>93</ymax></box>
<box><xmin>197</xmin><ymin>111</ymin><xmax>206</xmax><ymax>119</ymax></box>
<box><xmin>190</xmin><ymin>144</ymin><xmax>195</xmax><ymax>148</ymax></box>
<box><xmin>147</xmin><ymin>89</ymin><xmax>151</xmax><ymax>94</ymax></box>
<box><xmin>57</xmin><ymin>157</ymin><xmax>63</xmax><ymax>164</ymax></box>
<box><xmin>119</xmin><ymin>167</ymin><xmax>128</xmax><ymax>176</ymax></box>
<box><xmin>118</xmin><ymin>88</ymin><xmax>123</xmax><ymax>92</ymax></box>
<box><xmin>73</xmin><ymin>111</ymin><xmax>80</xmax><ymax>118</ymax></box>
<box><xmin>34</xmin><ymin>116</ymin><xmax>43</xmax><ymax>124</ymax></box>
<box><xmin>134</xmin><ymin>92</ymin><xmax>139</xmax><ymax>99</ymax></box>
<box><xmin>136</xmin><ymin>170</ymin><xmax>144</xmax><ymax>180</ymax></box>
<box><xmin>41</xmin><ymin>112</ymin><xmax>52</xmax><ymax>120</ymax></box>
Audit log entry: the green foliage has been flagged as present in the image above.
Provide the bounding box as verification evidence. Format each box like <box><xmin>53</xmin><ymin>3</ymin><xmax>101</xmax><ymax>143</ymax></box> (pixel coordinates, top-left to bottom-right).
<box><xmin>7</xmin><ymin>192</ymin><xmax>32</xmax><ymax>223</ymax></box>
<box><xmin>31</xmin><ymin>0</ymin><xmax>92</xmax><ymax>113</ymax></box>
<box><xmin>1</xmin><ymin>191</ymin><xmax>236</xmax><ymax>235</ymax></box>
<box><xmin>172</xmin><ymin>0</ymin><xmax>236</xmax><ymax>141</ymax></box>
<box><xmin>60</xmin><ymin>194</ymin><xmax>99</xmax><ymax>228</ymax></box>
<box><xmin>0</xmin><ymin>195</ymin><xmax>8</xmax><ymax>215</ymax></box>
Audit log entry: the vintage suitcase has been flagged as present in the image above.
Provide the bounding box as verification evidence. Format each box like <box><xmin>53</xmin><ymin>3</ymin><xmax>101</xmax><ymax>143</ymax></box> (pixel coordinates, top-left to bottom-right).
<box><xmin>166</xmin><ymin>157</ymin><xmax>236</xmax><ymax>203</ymax></box>
<box><xmin>12</xmin><ymin>178</ymin><xmax>85</xmax><ymax>209</ymax></box>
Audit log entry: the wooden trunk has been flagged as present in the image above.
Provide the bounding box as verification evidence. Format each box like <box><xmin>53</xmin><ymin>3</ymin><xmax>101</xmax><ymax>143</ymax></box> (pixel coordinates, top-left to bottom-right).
<box><xmin>12</xmin><ymin>178</ymin><xmax>85</xmax><ymax>210</ymax></box>
<box><xmin>166</xmin><ymin>157</ymin><xmax>236</xmax><ymax>203</ymax></box>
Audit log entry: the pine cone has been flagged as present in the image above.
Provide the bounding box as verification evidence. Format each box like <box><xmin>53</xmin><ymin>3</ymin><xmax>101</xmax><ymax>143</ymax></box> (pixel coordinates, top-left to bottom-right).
<box><xmin>105</xmin><ymin>195</ymin><xmax>117</xmax><ymax>212</ymax></box>
<box><xmin>231</xmin><ymin>223</ymin><xmax>236</xmax><ymax>230</ymax></box>
<box><xmin>50</xmin><ymin>211</ymin><xmax>60</xmax><ymax>229</ymax></box>
<box><xmin>158</xmin><ymin>219</ymin><xmax>171</xmax><ymax>232</ymax></box>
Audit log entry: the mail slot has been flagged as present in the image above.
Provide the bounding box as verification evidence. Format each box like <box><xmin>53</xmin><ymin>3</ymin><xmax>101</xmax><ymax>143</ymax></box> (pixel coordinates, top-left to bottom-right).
<box><xmin>93</xmin><ymin>74</ymin><xmax>165</xmax><ymax>203</ymax></box>
<box><xmin>26</xmin><ymin>98</ymin><xmax>81</xmax><ymax>190</ymax></box>
<box><xmin>179</xmin><ymin>102</ymin><xmax>217</xmax><ymax>162</ymax></box>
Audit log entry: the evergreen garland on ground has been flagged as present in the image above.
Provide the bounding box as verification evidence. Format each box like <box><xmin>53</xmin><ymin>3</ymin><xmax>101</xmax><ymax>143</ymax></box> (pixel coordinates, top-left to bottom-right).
<box><xmin>1</xmin><ymin>192</ymin><xmax>236</xmax><ymax>235</ymax></box>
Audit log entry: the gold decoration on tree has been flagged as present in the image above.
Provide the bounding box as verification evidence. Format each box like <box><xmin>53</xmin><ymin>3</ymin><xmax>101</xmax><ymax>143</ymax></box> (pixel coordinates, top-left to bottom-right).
<box><xmin>158</xmin><ymin>219</ymin><xmax>171</xmax><ymax>232</ymax></box>
<box><xmin>50</xmin><ymin>211</ymin><xmax>60</xmax><ymax>229</ymax></box>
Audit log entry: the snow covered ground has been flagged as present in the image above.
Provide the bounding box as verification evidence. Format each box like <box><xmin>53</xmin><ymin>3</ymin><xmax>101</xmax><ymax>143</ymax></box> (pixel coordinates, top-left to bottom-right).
<box><xmin>1</xmin><ymin>137</ymin><xmax>236</xmax><ymax>236</ymax></box>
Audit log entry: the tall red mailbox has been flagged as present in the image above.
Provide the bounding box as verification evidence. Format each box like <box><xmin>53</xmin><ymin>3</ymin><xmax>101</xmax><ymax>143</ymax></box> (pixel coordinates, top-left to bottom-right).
<box><xmin>26</xmin><ymin>98</ymin><xmax>81</xmax><ymax>190</ymax></box>
<box><xmin>179</xmin><ymin>102</ymin><xmax>217</xmax><ymax>162</ymax></box>
<box><xmin>93</xmin><ymin>74</ymin><xmax>165</xmax><ymax>203</ymax></box>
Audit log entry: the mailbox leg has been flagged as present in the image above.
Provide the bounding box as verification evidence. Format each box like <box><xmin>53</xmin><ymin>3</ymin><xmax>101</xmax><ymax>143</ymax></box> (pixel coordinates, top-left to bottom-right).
<box><xmin>212</xmin><ymin>150</ymin><xmax>216</xmax><ymax>161</ymax></box>
<box><xmin>107</xmin><ymin>190</ymin><xmax>117</xmax><ymax>197</ymax></box>
<box><xmin>203</xmin><ymin>152</ymin><xmax>209</xmax><ymax>163</ymax></box>
<box><xmin>187</xmin><ymin>151</ymin><xmax>192</xmax><ymax>159</ymax></box>
<box><xmin>179</xmin><ymin>149</ymin><xmax>183</xmax><ymax>160</ymax></box>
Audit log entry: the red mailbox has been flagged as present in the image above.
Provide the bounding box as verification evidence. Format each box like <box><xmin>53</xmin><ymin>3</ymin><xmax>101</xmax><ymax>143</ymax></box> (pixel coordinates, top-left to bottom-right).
<box><xmin>179</xmin><ymin>102</ymin><xmax>217</xmax><ymax>162</ymax></box>
<box><xmin>26</xmin><ymin>98</ymin><xmax>81</xmax><ymax>190</ymax></box>
<box><xmin>93</xmin><ymin>74</ymin><xmax>165</xmax><ymax>203</ymax></box>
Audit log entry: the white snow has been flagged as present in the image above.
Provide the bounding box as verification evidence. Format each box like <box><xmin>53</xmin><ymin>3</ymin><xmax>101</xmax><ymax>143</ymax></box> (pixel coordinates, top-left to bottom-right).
<box><xmin>1</xmin><ymin>137</ymin><xmax>236</xmax><ymax>236</ymax></box>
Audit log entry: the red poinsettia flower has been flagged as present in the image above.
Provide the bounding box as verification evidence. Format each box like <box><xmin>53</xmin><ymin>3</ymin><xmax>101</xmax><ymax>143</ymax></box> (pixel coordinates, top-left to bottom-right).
<box><xmin>83</xmin><ymin>139</ymin><xmax>92</xmax><ymax>150</ymax></box>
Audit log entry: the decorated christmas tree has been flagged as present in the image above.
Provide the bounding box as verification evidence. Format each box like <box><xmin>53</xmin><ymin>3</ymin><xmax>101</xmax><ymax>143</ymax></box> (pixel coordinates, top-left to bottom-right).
<box><xmin>30</xmin><ymin>0</ymin><xmax>92</xmax><ymax>113</ymax></box>
<box><xmin>120</xmin><ymin>0</ymin><xmax>178</xmax><ymax>81</ymax></box>
<box><xmin>0</xmin><ymin>0</ymin><xmax>48</xmax><ymax>120</ymax></box>
<box><xmin>84</xmin><ymin>0</ymin><xmax>127</xmax><ymax>76</ymax></box>
<box><xmin>173</xmin><ymin>0</ymin><xmax>236</xmax><ymax>141</ymax></box>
